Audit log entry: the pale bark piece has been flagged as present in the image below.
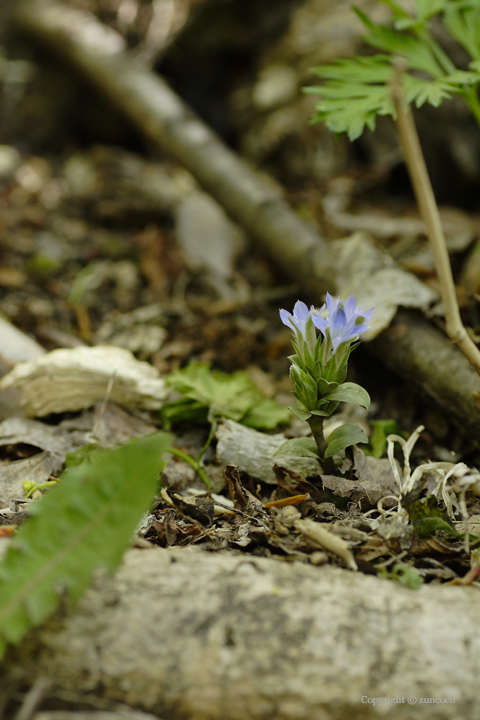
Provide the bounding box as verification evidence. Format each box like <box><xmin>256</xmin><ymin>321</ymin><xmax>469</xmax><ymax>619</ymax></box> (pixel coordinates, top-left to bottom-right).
<box><xmin>0</xmin><ymin>452</ymin><xmax>58</xmax><ymax>502</ymax></box>
<box><xmin>0</xmin><ymin>346</ymin><xmax>167</xmax><ymax>417</ymax></box>
<box><xmin>175</xmin><ymin>190</ymin><xmax>247</xmax><ymax>280</ymax></box>
<box><xmin>6</xmin><ymin>547</ymin><xmax>480</xmax><ymax>719</ymax></box>
<box><xmin>0</xmin><ymin>417</ymin><xmax>81</xmax><ymax>501</ymax></box>
<box><xmin>326</xmin><ymin>232</ymin><xmax>438</xmax><ymax>340</ymax></box>
<box><xmin>0</xmin><ymin>315</ymin><xmax>46</xmax><ymax>364</ymax></box>
<box><xmin>215</xmin><ymin>419</ymin><xmax>320</xmax><ymax>483</ymax></box>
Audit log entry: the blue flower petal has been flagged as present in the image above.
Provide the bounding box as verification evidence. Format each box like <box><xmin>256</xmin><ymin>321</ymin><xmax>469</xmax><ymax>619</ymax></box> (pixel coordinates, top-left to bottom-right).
<box><xmin>279</xmin><ymin>308</ymin><xmax>294</xmax><ymax>330</ymax></box>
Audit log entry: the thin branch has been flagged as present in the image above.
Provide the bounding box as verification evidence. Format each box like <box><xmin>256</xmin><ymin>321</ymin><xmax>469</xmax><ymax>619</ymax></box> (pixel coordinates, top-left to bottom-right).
<box><xmin>13</xmin><ymin>677</ymin><xmax>51</xmax><ymax>720</ymax></box>
<box><xmin>391</xmin><ymin>62</ymin><xmax>480</xmax><ymax>377</ymax></box>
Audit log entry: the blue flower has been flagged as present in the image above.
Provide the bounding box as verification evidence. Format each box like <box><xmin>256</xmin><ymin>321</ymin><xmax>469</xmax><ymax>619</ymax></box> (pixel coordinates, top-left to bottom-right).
<box><xmin>312</xmin><ymin>293</ymin><xmax>374</xmax><ymax>352</ymax></box>
<box><xmin>280</xmin><ymin>300</ymin><xmax>321</xmax><ymax>339</ymax></box>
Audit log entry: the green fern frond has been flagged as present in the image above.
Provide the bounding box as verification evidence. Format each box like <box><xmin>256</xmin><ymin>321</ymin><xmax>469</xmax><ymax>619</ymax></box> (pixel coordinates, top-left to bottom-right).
<box><xmin>0</xmin><ymin>431</ymin><xmax>172</xmax><ymax>658</ymax></box>
<box><xmin>305</xmin><ymin>0</ymin><xmax>480</xmax><ymax>140</ymax></box>
<box><xmin>443</xmin><ymin>0</ymin><xmax>480</xmax><ymax>61</ymax></box>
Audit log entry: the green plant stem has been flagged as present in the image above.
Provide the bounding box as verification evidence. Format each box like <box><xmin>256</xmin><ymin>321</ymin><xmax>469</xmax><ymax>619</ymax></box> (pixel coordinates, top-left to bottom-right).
<box><xmin>464</xmin><ymin>86</ymin><xmax>480</xmax><ymax>129</ymax></box>
<box><xmin>307</xmin><ymin>416</ymin><xmax>337</xmax><ymax>475</ymax></box>
<box><xmin>198</xmin><ymin>415</ymin><xmax>217</xmax><ymax>464</ymax></box>
<box><xmin>170</xmin><ymin>448</ymin><xmax>214</xmax><ymax>490</ymax></box>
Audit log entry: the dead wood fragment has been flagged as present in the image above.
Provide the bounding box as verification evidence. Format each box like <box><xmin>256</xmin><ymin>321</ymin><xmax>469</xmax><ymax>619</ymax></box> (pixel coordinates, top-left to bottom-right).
<box><xmin>0</xmin><ymin>346</ymin><xmax>167</xmax><ymax>416</ymax></box>
<box><xmin>13</xmin><ymin>0</ymin><xmax>329</xmax><ymax>295</ymax></box>
<box><xmin>216</xmin><ymin>419</ymin><xmax>319</xmax><ymax>484</ymax></box>
<box><xmin>11</xmin><ymin>0</ymin><xmax>480</xmax><ymax>442</ymax></box>
<box><xmin>4</xmin><ymin>546</ymin><xmax>480</xmax><ymax>720</ymax></box>
<box><xmin>369</xmin><ymin>310</ymin><xmax>480</xmax><ymax>442</ymax></box>
<box><xmin>0</xmin><ymin>316</ymin><xmax>45</xmax><ymax>365</ymax></box>
<box><xmin>294</xmin><ymin>517</ymin><xmax>357</xmax><ymax>570</ymax></box>
<box><xmin>13</xmin><ymin>677</ymin><xmax>51</xmax><ymax>720</ymax></box>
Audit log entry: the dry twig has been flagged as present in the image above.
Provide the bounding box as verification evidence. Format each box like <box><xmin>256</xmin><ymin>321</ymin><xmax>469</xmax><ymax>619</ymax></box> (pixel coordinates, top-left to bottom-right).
<box><xmin>391</xmin><ymin>63</ymin><xmax>480</xmax><ymax>377</ymax></box>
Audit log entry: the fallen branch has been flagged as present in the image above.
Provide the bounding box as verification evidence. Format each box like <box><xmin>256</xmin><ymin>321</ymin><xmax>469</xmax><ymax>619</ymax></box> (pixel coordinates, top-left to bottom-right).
<box><xmin>13</xmin><ymin>0</ymin><xmax>328</xmax><ymax>293</ymax></box>
<box><xmin>369</xmin><ymin>309</ymin><xmax>480</xmax><ymax>441</ymax></box>
<box><xmin>12</xmin><ymin>0</ymin><xmax>480</xmax><ymax>442</ymax></box>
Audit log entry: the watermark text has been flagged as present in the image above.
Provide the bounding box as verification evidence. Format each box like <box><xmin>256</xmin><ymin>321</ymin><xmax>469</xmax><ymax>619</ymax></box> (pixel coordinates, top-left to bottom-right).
<box><xmin>361</xmin><ymin>696</ymin><xmax>455</xmax><ymax>706</ymax></box>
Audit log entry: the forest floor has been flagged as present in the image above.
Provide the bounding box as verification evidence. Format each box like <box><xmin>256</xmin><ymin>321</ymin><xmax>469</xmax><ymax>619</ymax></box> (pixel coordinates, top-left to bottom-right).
<box><xmin>2</xmin><ymin>1</ymin><xmax>480</xmax><ymax>715</ymax></box>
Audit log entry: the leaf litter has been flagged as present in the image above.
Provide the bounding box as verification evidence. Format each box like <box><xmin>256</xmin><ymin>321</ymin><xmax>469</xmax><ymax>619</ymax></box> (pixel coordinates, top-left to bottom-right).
<box><xmin>143</xmin><ymin>386</ymin><xmax>480</xmax><ymax>589</ymax></box>
<box><xmin>2</xmin><ymin>350</ymin><xmax>480</xmax><ymax>594</ymax></box>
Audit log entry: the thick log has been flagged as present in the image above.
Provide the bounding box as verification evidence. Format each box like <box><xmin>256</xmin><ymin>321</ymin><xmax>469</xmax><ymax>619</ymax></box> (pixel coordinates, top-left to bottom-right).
<box><xmin>370</xmin><ymin>310</ymin><xmax>480</xmax><ymax>441</ymax></box>
<box><xmin>5</xmin><ymin>547</ymin><xmax>480</xmax><ymax>720</ymax></box>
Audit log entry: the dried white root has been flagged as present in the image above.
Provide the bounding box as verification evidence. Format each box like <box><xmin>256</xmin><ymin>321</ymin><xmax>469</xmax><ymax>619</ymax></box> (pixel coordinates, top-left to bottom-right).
<box><xmin>384</xmin><ymin>425</ymin><xmax>480</xmax><ymax>552</ymax></box>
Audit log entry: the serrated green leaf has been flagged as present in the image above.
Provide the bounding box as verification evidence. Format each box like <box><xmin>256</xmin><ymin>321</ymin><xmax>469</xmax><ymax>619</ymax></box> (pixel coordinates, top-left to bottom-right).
<box><xmin>241</xmin><ymin>399</ymin><xmax>290</xmax><ymax>429</ymax></box>
<box><xmin>394</xmin><ymin>17</ymin><xmax>424</xmax><ymax>30</ymax></box>
<box><xmin>274</xmin><ymin>436</ymin><xmax>319</xmax><ymax>459</ymax></box>
<box><xmin>159</xmin><ymin>398</ymin><xmax>209</xmax><ymax>429</ymax></box>
<box><xmin>444</xmin><ymin>69</ymin><xmax>480</xmax><ymax>84</ymax></box>
<box><xmin>165</xmin><ymin>362</ymin><xmax>287</xmax><ymax>429</ymax></box>
<box><xmin>416</xmin><ymin>0</ymin><xmax>448</xmax><ymax>21</ymax></box>
<box><xmin>306</xmin><ymin>56</ymin><xmax>397</xmax><ymax>140</ymax></box>
<box><xmin>309</xmin><ymin>54</ymin><xmax>394</xmax><ymax>83</ymax></box>
<box><xmin>354</xmin><ymin>7</ymin><xmax>444</xmax><ymax>76</ymax></box>
<box><xmin>376</xmin><ymin>0</ymin><xmax>410</xmax><ymax>17</ymax></box>
<box><xmin>324</xmin><ymin>423</ymin><xmax>368</xmax><ymax>458</ymax></box>
<box><xmin>405</xmin><ymin>74</ymin><xmax>453</xmax><ymax>105</ymax></box>
<box><xmin>0</xmin><ymin>431</ymin><xmax>172</xmax><ymax>659</ymax></box>
<box><xmin>306</xmin><ymin>2</ymin><xmax>480</xmax><ymax>141</ymax></box>
<box><xmin>323</xmin><ymin>381</ymin><xmax>370</xmax><ymax>409</ymax></box>
<box><xmin>166</xmin><ymin>362</ymin><xmax>253</xmax><ymax>419</ymax></box>
<box><xmin>444</xmin><ymin>1</ymin><xmax>480</xmax><ymax>61</ymax></box>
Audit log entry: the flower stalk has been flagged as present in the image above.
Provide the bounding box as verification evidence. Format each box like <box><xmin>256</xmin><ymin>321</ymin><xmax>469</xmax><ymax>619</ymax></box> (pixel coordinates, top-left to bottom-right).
<box><xmin>307</xmin><ymin>415</ymin><xmax>336</xmax><ymax>475</ymax></box>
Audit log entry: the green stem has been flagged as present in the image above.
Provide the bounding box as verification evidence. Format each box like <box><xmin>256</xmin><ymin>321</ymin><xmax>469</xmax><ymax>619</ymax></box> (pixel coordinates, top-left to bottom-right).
<box><xmin>170</xmin><ymin>448</ymin><xmax>214</xmax><ymax>490</ymax></box>
<box><xmin>307</xmin><ymin>416</ymin><xmax>337</xmax><ymax>475</ymax></box>
<box><xmin>419</xmin><ymin>30</ymin><xmax>456</xmax><ymax>75</ymax></box>
<box><xmin>198</xmin><ymin>414</ymin><xmax>217</xmax><ymax>464</ymax></box>
<box><xmin>464</xmin><ymin>86</ymin><xmax>480</xmax><ymax>129</ymax></box>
